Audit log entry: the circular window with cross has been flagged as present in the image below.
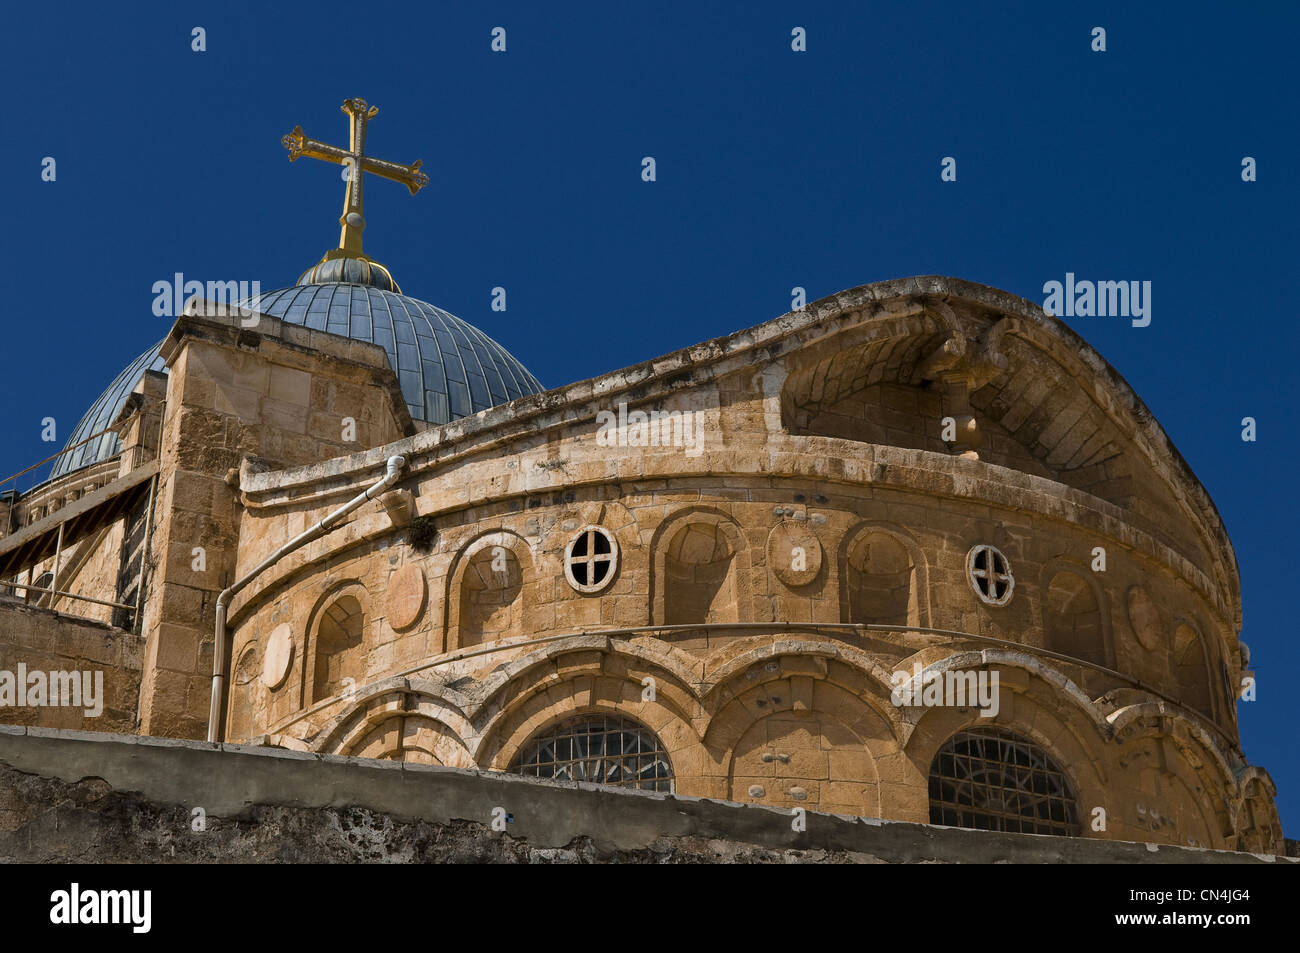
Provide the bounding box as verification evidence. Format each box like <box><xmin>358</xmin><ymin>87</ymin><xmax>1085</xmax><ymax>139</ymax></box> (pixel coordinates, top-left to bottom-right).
<box><xmin>564</xmin><ymin>525</ymin><xmax>619</xmax><ymax>594</ymax></box>
<box><xmin>966</xmin><ymin>544</ymin><xmax>1013</xmax><ymax>606</ymax></box>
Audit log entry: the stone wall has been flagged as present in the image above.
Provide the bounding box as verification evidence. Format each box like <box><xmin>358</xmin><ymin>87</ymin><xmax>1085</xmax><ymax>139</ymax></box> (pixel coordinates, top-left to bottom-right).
<box><xmin>788</xmin><ymin>380</ymin><xmax>1055</xmax><ymax>480</ymax></box>
<box><xmin>206</xmin><ymin>281</ymin><xmax>1278</xmax><ymax>853</ymax></box>
<box><xmin>136</xmin><ymin>304</ymin><xmax>415</xmax><ymax>740</ymax></box>
<box><xmin>0</xmin><ymin>602</ymin><xmax>140</xmax><ymax>732</ymax></box>
<box><xmin>5</xmin><ymin>279</ymin><xmax>1271</xmax><ymax>855</ymax></box>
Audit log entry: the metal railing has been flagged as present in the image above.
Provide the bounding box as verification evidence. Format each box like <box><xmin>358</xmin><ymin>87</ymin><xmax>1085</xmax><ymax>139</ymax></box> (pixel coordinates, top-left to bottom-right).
<box><xmin>0</xmin><ymin>401</ymin><xmax>160</xmax><ymax>536</ymax></box>
<box><xmin>0</xmin><ymin>578</ymin><xmax>137</xmax><ymax>614</ymax></box>
<box><xmin>0</xmin><ymin>423</ymin><xmax>123</xmax><ymax>502</ymax></box>
<box><xmin>0</xmin><ymin>438</ymin><xmax>161</xmax><ymax>632</ymax></box>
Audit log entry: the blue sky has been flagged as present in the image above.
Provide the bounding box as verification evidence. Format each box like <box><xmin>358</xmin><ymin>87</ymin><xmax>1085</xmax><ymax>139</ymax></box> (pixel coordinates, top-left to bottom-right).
<box><xmin>2</xmin><ymin>2</ymin><xmax>1295</xmax><ymax>832</ymax></box>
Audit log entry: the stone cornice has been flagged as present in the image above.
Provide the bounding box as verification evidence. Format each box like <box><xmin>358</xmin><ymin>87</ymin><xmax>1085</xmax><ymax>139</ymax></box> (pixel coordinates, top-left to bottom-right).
<box><xmin>223</xmin><ymin>439</ymin><xmax>1227</xmax><ymax>636</ymax></box>
<box><xmin>231</xmin><ymin>276</ymin><xmax>1242</xmax><ymax>629</ymax></box>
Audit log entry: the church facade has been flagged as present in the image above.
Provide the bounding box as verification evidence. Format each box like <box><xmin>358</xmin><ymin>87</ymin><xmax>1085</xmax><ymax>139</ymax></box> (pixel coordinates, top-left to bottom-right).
<box><xmin>0</xmin><ymin>102</ymin><xmax>1283</xmax><ymax>856</ymax></box>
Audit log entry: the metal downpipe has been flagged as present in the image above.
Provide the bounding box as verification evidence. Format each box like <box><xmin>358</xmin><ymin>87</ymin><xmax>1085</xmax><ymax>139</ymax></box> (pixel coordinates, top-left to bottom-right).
<box><xmin>206</xmin><ymin>455</ymin><xmax>406</xmax><ymax>742</ymax></box>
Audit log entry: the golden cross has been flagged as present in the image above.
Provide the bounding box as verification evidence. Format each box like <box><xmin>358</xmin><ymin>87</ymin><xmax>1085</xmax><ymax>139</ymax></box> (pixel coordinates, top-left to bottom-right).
<box><xmin>282</xmin><ymin>98</ymin><xmax>428</xmax><ymax>257</ymax></box>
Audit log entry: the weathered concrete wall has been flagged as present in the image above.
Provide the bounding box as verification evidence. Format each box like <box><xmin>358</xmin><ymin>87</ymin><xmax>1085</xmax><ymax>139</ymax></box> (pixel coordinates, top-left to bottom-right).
<box><xmin>0</xmin><ymin>728</ymin><xmax>1289</xmax><ymax>864</ymax></box>
<box><xmin>0</xmin><ymin>603</ymin><xmax>140</xmax><ymax>732</ymax></box>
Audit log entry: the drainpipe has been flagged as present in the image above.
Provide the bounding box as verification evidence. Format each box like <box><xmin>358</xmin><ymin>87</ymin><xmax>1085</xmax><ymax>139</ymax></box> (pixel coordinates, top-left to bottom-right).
<box><xmin>207</xmin><ymin>454</ymin><xmax>406</xmax><ymax>742</ymax></box>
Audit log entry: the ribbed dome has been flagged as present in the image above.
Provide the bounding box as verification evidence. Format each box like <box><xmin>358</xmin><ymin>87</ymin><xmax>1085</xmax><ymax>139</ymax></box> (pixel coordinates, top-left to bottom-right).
<box><xmin>295</xmin><ymin>255</ymin><xmax>399</xmax><ymax>292</ymax></box>
<box><xmin>50</xmin><ymin>283</ymin><xmax>543</xmax><ymax>479</ymax></box>
<box><xmin>250</xmin><ymin>284</ymin><xmax>544</xmax><ymax>422</ymax></box>
<box><xmin>51</xmin><ymin>344</ymin><xmax>167</xmax><ymax>478</ymax></box>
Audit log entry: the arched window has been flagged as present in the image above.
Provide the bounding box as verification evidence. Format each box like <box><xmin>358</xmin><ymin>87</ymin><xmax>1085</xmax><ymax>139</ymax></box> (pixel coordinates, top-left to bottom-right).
<box><xmin>1174</xmin><ymin>624</ymin><xmax>1213</xmax><ymax>719</ymax></box>
<box><xmin>929</xmin><ymin>728</ymin><xmax>1080</xmax><ymax>836</ymax></box>
<box><xmin>312</xmin><ymin>595</ymin><xmax>365</xmax><ymax>702</ymax></box>
<box><xmin>30</xmin><ymin>571</ymin><xmax>54</xmax><ymax>606</ymax></box>
<box><xmin>511</xmin><ymin>714</ymin><xmax>673</xmax><ymax>792</ymax></box>
<box><xmin>1044</xmin><ymin>570</ymin><xmax>1105</xmax><ymax>666</ymax></box>
<box><xmin>1236</xmin><ymin>777</ymin><xmax>1280</xmax><ymax>854</ymax></box>
<box><xmin>664</xmin><ymin>522</ymin><xmax>737</xmax><ymax>625</ymax></box>
<box><xmin>844</xmin><ymin>532</ymin><xmax>914</xmax><ymax>625</ymax></box>
<box><xmin>459</xmin><ymin>544</ymin><xmax>524</xmax><ymax>647</ymax></box>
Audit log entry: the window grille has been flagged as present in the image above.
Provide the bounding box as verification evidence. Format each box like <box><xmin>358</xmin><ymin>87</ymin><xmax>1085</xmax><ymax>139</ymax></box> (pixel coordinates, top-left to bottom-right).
<box><xmin>512</xmin><ymin>714</ymin><xmax>673</xmax><ymax>792</ymax></box>
<box><xmin>929</xmin><ymin>728</ymin><xmax>1080</xmax><ymax>836</ymax></box>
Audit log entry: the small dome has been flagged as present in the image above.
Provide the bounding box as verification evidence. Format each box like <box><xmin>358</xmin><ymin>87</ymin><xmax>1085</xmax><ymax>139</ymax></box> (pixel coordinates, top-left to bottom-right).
<box><xmin>296</xmin><ymin>256</ymin><xmax>398</xmax><ymax>292</ymax></box>
<box><xmin>51</xmin><ymin>284</ymin><xmax>543</xmax><ymax>479</ymax></box>
<box><xmin>51</xmin><ymin>344</ymin><xmax>167</xmax><ymax>478</ymax></box>
<box><xmin>249</xmin><ymin>283</ymin><xmax>544</xmax><ymax>422</ymax></box>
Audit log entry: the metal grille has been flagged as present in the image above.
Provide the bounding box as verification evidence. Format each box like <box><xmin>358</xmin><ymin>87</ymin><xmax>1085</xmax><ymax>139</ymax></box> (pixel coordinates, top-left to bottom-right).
<box><xmin>928</xmin><ymin>728</ymin><xmax>1080</xmax><ymax>836</ymax></box>
<box><xmin>511</xmin><ymin>714</ymin><xmax>673</xmax><ymax>792</ymax></box>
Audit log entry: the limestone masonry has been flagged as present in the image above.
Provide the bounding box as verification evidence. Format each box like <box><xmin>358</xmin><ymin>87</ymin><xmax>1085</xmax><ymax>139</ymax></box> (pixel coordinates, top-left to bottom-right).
<box><xmin>0</xmin><ymin>273</ymin><xmax>1284</xmax><ymax>858</ymax></box>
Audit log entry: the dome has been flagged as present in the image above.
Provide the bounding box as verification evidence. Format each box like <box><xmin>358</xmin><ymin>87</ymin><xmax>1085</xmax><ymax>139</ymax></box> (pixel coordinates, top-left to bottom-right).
<box><xmin>249</xmin><ymin>283</ymin><xmax>544</xmax><ymax>422</ymax></box>
<box><xmin>51</xmin><ymin>344</ymin><xmax>168</xmax><ymax>478</ymax></box>
<box><xmin>50</xmin><ymin>281</ymin><xmax>544</xmax><ymax>479</ymax></box>
<box><xmin>295</xmin><ymin>255</ymin><xmax>399</xmax><ymax>292</ymax></box>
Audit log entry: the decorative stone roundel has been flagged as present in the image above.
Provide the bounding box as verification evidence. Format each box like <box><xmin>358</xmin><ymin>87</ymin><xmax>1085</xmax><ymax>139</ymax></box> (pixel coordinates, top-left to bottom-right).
<box><xmin>767</xmin><ymin>521</ymin><xmax>822</xmax><ymax>587</ymax></box>
<box><xmin>1127</xmin><ymin>585</ymin><xmax>1163</xmax><ymax>651</ymax></box>
<box><xmin>261</xmin><ymin>622</ymin><xmax>294</xmax><ymax>690</ymax></box>
<box><xmin>385</xmin><ymin>564</ymin><xmax>427</xmax><ymax>631</ymax></box>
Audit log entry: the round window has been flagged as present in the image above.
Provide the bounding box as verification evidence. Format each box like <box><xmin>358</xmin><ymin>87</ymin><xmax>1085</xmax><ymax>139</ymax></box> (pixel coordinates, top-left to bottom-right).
<box><xmin>564</xmin><ymin>526</ymin><xmax>618</xmax><ymax>594</ymax></box>
<box><xmin>967</xmin><ymin>544</ymin><xmax>1013</xmax><ymax>606</ymax></box>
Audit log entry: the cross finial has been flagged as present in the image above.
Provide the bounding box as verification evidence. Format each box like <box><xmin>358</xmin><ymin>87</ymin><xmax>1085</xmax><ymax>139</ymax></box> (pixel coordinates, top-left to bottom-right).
<box><xmin>282</xmin><ymin>98</ymin><xmax>428</xmax><ymax>258</ymax></box>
